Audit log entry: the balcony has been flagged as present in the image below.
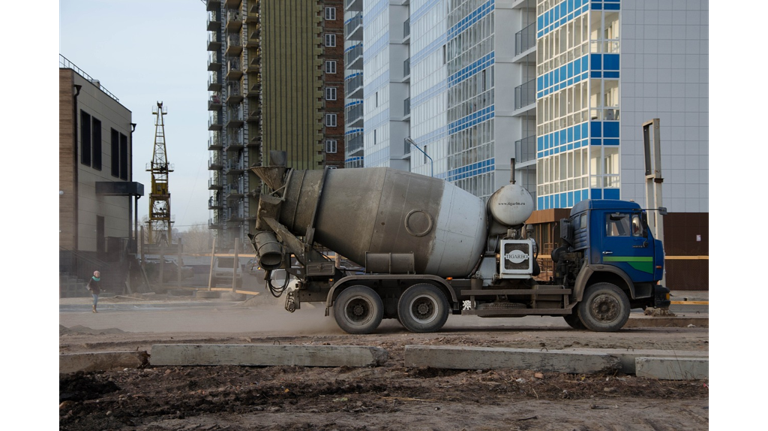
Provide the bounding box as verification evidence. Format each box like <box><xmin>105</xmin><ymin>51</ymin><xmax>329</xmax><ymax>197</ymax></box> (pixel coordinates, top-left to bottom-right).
<box><xmin>224</xmin><ymin>0</ymin><xmax>241</xmax><ymax>9</ymax></box>
<box><xmin>247</xmin><ymin>78</ymin><xmax>261</xmax><ymax>96</ymax></box>
<box><xmin>247</xmin><ymin>0</ymin><xmax>260</xmax><ymax>14</ymax></box>
<box><xmin>346</xmin><ymin>132</ymin><xmax>364</xmax><ymax>157</ymax></box>
<box><xmin>246</xmin><ymin>26</ymin><xmax>260</xmax><ymax>48</ymax></box>
<box><xmin>403</xmin><ymin>18</ymin><xmax>410</xmax><ymax>41</ymax></box>
<box><xmin>226</xmin><ymin>9</ymin><xmax>242</xmax><ymax>32</ymax></box>
<box><xmin>207</xmin><ymin>52</ymin><xmax>222</xmax><ymax>71</ymax></box>
<box><xmin>404</xmin><ymin>97</ymin><xmax>410</xmax><ymax>119</ymax></box>
<box><xmin>207</xmin><ymin>11</ymin><xmax>221</xmax><ymax>31</ymax></box>
<box><xmin>248</xmin><ymin>132</ymin><xmax>262</xmax><ymax>147</ymax></box>
<box><xmin>227</xmin><ymin>131</ymin><xmax>245</xmax><ymax>151</ymax></box>
<box><xmin>208</xmin><ymin>133</ymin><xmax>223</xmax><ymax>150</ymax></box>
<box><xmin>247</xmin><ymin>104</ymin><xmax>261</xmax><ymax>123</ymax></box>
<box><xmin>208</xmin><ymin>154</ymin><xmax>224</xmax><ymax>170</ymax></box>
<box><xmin>247</xmin><ymin>50</ymin><xmax>261</xmax><ymax>72</ymax></box>
<box><xmin>226</xmin><ymin>35</ymin><xmax>243</xmax><ymax>57</ymax></box>
<box><xmin>514</xmin><ymin>78</ymin><xmax>536</xmax><ymax>112</ymax></box>
<box><xmin>345</xmin><ymin>44</ymin><xmax>363</xmax><ymax>70</ymax></box>
<box><xmin>208</xmin><ymin>196</ymin><xmax>224</xmax><ymax>209</ymax></box>
<box><xmin>246</xmin><ymin>10</ymin><xmax>259</xmax><ymax>23</ymax></box>
<box><xmin>226</xmin><ymin>59</ymin><xmax>243</xmax><ymax>81</ymax></box>
<box><xmin>207</xmin><ymin>0</ymin><xmax>221</xmax><ymax>12</ymax></box>
<box><xmin>208</xmin><ymin>216</ymin><xmax>222</xmax><ymax>229</ymax></box>
<box><xmin>514</xmin><ymin>22</ymin><xmax>536</xmax><ymax>58</ymax></box>
<box><xmin>207</xmin><ymin>33</ymin><xmax>222</xmax><ymax>51</ymax></box>
<box><xmin>345</xmin><ymin>0</ymin><xmax>362</xmax><ymax>13</ymax></box>
<box><xmin>403</xmin><ymin>58</ymin><xmax>410</xmax><ymax>81</ymax></box>
<box><xmin>208</xmin><ymin>73</ymin><xmax>222</xmax><ymax>92</ymax></box>
<box><xmin>345</xmin><ymin>73</ymin><xmax>363</xmax><ymax>99</ymax></box>
<box><xmin>226</xmin><ymin>111</ymin><xmax>244</xmax><ymax>129</ymax></box>
<box><xmin>345</xmin><ymin>13</ymin><xmax>363</xmax><ymax>41</ymax></box>
<box><xmin>226</xmin><ymin>83</ymin><xmax>243</xmax><ymax>104</ymax></box>
<box><xmin>208</xmin><ymin>176</ymin><xmax>223</xmax><ymax>190</ymax></box>
<box><xmin>208</xmin><ymin>112</ymin><xmax>223</xmax><ymax>130</ymax></box>
<box><xmin>515</xmin><ymin>135</ymin><xmax>537</xmax><ymax>164</ymax></box>
<box><xmin>226</xmin><ymin>160</ymin><xmax>246</xmax><ymax>175</ymax></box>
<box><xmin>345</xmin><ymin>102</ymin><xmax>363</xmax><ymax>128</ymax></box>
<box><xmin>208</xmin><ymin>93</ymin><xmax>222</xmax><ymax>111</ymax></box>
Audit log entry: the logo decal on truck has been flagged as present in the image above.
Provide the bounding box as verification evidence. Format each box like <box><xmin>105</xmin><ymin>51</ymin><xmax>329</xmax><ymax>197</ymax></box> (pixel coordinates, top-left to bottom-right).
<box><xmin>504</xmin><ymin>250</ymin><xmax>529</xmax><ymax>264</ymax></box>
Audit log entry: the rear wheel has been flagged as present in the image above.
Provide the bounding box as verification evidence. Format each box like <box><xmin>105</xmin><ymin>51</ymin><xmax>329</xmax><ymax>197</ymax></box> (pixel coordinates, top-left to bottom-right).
<box><xmin>397</xmin><ymin>284</ymin><xmax>450</xmax><ymax>333</ymax></box>
<box><xmin>333</xmin><ymin>285</ymin><xmax>383</xmax><ymax>334</ymax></box>
<box><xmin>578</xmin><ymin>282</ymin><xmax>630</xmax><ymax>332</ymax></box>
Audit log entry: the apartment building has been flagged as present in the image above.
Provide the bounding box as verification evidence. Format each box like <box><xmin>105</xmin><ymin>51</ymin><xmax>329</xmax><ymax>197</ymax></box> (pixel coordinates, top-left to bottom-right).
<box><xmin>352</xmin><ymin>0</ymin><xmax>708</xmax><ymax>288</ymax></box>
<box><xmin>206</xmin><ymin>0</ymin><xmax>345</xmax><ymax>250</ymax></box>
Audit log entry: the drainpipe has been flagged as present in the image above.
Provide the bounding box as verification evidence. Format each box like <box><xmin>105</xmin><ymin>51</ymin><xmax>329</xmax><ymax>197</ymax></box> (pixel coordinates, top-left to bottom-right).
<box><xmin>73</xmin><ymin>83</ymin><xmax>82</xmax><ymax>253</ymax></box>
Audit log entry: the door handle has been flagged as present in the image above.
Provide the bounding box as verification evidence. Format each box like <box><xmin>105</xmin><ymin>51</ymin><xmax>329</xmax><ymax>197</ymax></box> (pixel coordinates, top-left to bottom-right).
<box><xmin>602</xmin><ymin>251</ymin><xmax>613</xmax><ymax>255</ymax></box>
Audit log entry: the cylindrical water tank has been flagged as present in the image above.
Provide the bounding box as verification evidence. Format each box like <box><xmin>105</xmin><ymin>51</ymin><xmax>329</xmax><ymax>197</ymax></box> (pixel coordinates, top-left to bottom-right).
<box><xmin>272</xmin><ymin>168</ymin><xmax>487</xmax><ymax>278</ymax></box>
<box><xmin>487</xmin><ymin>183</ymin><xmax>534</xmax><ymax>227</ymax></box>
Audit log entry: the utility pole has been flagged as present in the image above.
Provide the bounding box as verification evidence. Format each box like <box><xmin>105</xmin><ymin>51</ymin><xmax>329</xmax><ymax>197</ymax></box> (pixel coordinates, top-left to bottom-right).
<box><xmin>643</xmin><ymin>118</ymin><xmax>666</xmax><ymax>286</ymax></box>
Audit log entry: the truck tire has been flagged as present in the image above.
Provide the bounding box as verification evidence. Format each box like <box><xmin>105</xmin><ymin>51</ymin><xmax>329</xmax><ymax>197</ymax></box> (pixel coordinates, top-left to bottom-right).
<box><xmin>577</xmin><ymin>282</ymin><xmax>630</xmax><ymax>332</ymax></box>
<box><xmin>333</xmin><ymin>285</ymin><xmax>384</xmax><ymax>334</ymax></box>
<box><xmin>397</xmin><ymin>284</ymin><xmax>450</xmax><ymax>333</ymax></box>
<box><xmin>563</xmin><ymin>313</ymin><xmax>586</xmax><ymax>330</ymax></box>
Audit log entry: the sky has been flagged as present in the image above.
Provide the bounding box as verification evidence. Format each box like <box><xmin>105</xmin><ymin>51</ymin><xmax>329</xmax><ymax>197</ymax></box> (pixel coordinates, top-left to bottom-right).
<box><xmin>59</xmin><ymin>0</ymin><xmax>211</xmax><ymax>230</ymax></box>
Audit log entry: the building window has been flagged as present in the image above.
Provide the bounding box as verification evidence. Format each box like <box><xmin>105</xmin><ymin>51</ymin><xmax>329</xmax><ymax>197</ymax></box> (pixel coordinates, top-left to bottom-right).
<box><xmin>326</xmin><ymin>114</ymin><xmax>337</xmax><ymax>127</ymax></box>
<box><xmin>326</xmin><ymin>139</ymin><xmax>337</xmax><ymax>154</ymax></box>
<box><xmin>80</xmin><ymin>111</ymin><xmax>103</xmax><ymax>170</ymax></box>
<box><xmin>325</xmin><ymin>60</ymin><xmax>336</xmax><ymax>74</ymax></box>
<box><xmin>111</xmin><ymin>129</ymin><xmax>120</xmax><ymax>178</ymax></box>
<box><xmin>326</xmin><ymin>87</ymin><xmax>337</xmax><ymax>101</ymax></box>
<box><xmin>80</xmin><ymin>111</ymin><xmax>91</xmax><ymax>166</ymax></box>
<box><xmin>325</xmin><ymin>33</ymin><xmax>336</xmax><ymax>47</ymax></box>
<box><xmin>92</xmin><ymin>118</ymin><xmax>102</xmax><ymax>171</ymax></box>
<box><xmin>373</xmin><ymin>129</ymin><xmax>377</xmax><ymax>145</ymax></box>
<box><xmin>119</xmin><ymin>133</ymin><xmax>129</xmax><ymax>180</ymax></box>
<box><xmin>324</xmin><ymin>7</ymin><xmax>336</xmax><ymax>21</ymax></box>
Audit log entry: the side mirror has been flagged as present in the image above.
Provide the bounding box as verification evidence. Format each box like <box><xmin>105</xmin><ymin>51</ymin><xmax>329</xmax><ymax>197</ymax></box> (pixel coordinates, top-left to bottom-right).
<box><xmin>658</xmin><ymin>207</ymin><xmax>668</xmax><ymax>216</ymax></box>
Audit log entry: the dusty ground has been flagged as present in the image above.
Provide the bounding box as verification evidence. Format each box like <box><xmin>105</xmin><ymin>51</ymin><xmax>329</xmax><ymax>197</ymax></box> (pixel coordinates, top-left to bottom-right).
<box><xmin>59</xmin><ymin>289</ymin><xmax>709</xmax><ymax>430</ymax></box>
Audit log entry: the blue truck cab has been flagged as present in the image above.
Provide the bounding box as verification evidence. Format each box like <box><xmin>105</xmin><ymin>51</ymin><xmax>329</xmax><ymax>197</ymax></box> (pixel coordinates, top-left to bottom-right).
<box><xmin>558</xmin><ymin>199</ymin><xmax>671</xmax><ymax>331</ymax></box>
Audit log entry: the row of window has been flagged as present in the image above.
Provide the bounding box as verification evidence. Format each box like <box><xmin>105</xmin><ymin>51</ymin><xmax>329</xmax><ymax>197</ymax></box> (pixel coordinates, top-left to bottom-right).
<box><xmin>80</xmin><ymin>110</ymin><xmax>129</xmax><ymax>180</ymax></box>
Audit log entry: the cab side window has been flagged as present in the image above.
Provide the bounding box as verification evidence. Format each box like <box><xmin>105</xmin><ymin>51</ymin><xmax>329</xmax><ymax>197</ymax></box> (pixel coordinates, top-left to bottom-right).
<box><xmin>606</xmin><ymin>213</ymin><xmax>631</xmax><ymax>237</ymax></box>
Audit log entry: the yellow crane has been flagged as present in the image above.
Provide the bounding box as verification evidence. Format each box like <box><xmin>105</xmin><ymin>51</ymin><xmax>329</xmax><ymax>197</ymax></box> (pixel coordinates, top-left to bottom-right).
<box><xmin>146</xmin><ymin>102</ymin><xmax>174</xmax><ymax>245</ymax></box>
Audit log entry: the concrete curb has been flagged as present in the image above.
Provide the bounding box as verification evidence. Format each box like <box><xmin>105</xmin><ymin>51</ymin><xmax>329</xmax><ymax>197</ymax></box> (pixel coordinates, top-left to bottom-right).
<box><xmin>635</xmin><ymin>357</ymin><xmax>708</xmax><ymax>380</ymax></box>
<box><xmin>60</xmin><ymin>351</ymin><xmax>149</xmax><ymax>374</ymax></box>
<box><xmin>558</xmin><ymin>348</ymin><xmax>708</xmax><ymax>374</ymax></box>
<box><xmin>404</xmin><ymin>345</ymin><xmax>621</xmax><ymax>374</ymax></box>
<box><xmin>150</xmin><ymin>344</ymin><xmax>389</xmax><ymax>367</ymax></box>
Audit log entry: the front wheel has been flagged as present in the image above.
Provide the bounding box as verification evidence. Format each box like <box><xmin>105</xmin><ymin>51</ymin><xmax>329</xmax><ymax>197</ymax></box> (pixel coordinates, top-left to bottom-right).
<box><xmin>578</xmin><ymin>282</ymin><xmax>630</xmax><ymax>332</ymax></box>
<box><xmin>333</xmin><ymin>285</ymin><xmax>384</xmax><ymax>334</ymax></box>
<box><xmin>563</xmin><ymin>313</ymin><xmax>586</xmax><ymax>330</ymax></box>
<box><xmin>397</xmin><ymin>284</ymin><xmax>450</xmax><ymax>333</ymax></box>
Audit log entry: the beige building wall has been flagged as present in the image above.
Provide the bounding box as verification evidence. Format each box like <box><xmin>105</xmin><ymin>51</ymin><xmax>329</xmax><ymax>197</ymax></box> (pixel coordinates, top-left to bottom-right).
<box><xmin>59</xmin><ymin>69</ymin><xmax>134</xmax><ymax>253</ymax></box>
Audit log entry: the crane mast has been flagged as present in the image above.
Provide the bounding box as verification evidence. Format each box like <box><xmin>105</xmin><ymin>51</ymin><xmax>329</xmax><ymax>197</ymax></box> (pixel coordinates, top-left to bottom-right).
<box><xmin>146</xmin><ymin>102</ymin><xmax>174</xmax><ymax>245</ymax></box>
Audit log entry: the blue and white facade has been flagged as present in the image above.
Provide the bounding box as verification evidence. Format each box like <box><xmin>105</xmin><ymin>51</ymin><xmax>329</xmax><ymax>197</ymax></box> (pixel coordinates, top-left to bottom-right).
<box><xmin>350</xmin><ymin>0</ymin><xmax>707</xmax><ymax>213</ymax></box>
<box><xmin>344</xmin><ymin>0</ymin><xmax>365</xmax><ymax>168</ymax></box>
<box><xmin>361</xmin><ymin>0</ymin><xmax>410</xmax><ymax>171</ymax></box>
<box><xmin>535</xmin><ymin>0</ymin><xmax>709</xmax><ymax>213</ymax></box>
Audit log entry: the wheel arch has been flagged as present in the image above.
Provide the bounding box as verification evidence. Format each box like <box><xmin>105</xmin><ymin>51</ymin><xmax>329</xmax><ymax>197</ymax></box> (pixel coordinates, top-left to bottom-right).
<box><xmin>574</xmin><ymin>263</ymin><xmax>635</xmax><ymax>302</ymax></box>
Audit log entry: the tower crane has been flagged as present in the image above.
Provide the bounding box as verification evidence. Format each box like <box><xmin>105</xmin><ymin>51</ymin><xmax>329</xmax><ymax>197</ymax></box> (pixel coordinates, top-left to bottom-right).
<box><xmin>146</xmin><ymin>102</ymin><xmax>174</xmax><ymax>245</ymax></box>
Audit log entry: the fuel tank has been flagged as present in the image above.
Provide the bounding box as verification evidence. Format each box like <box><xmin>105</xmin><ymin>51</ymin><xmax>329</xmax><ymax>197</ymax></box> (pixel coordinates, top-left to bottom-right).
<box><xmin>261</xmin><ymin>167</ymin><xmax>487</xmax><ymax>278</ymax></box>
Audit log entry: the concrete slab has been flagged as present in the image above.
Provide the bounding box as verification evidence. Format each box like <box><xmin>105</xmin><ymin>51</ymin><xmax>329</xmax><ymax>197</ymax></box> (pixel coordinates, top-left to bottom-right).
<box><xmin>150</xmin><ymin>344</ymin><xmax>388</xmax><ymax>367</ymax></box>
<box><xmin>60</xmin><ymin>351</ymin><xmax>149</xmax><ymax>374</ymax></box>
<box><xmin>635</xmin><ymin>357</ymin><xmax>709</xmax><ymax>380</ymax></box>
<box><xmin>404</xmin><ymin>346</ymin><xmax>621</xmax><ymax>374</ymax></box>
<box><xmin>194</xmin><ymin>290</ymin><xmax>221</xmax><ymax>299</ymax></box>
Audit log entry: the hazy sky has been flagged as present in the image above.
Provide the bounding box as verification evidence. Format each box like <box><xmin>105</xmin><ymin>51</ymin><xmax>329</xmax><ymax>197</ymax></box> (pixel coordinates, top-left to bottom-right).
<box><xmin>60</xmin><ymin>0</ymin><xmax>211</xmax><ymax>230</ymax></box>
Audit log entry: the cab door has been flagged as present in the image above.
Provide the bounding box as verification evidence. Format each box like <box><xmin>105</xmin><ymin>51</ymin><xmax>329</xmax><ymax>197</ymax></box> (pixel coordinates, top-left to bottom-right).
<box><xmin>599</xmin><ymin>211</ymin><xmax>655</xmax><ymax>283</ymax></box>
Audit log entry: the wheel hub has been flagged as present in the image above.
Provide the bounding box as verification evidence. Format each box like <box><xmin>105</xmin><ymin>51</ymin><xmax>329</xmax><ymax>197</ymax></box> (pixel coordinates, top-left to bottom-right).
<box><xmin>346</xmin><ymin>298</ymin><xmax>370</xmax><ymax>321</ymax></box>
<box><xmin>591</xmin><ymin>295</ymin><xmax>619</xmax><ymax>321</ymax></box>
<box><xmin>411</xmin><ymin>297</ymin><xmax>436</xmax><ymax>322</ymax></box>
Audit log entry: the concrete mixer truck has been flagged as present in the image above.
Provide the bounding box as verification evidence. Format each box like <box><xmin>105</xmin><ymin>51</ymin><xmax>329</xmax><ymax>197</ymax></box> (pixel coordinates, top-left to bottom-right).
<box><xmin>248</xmin><ymin>160</ymin><xmax>670</xmax><ymax>334</ymax></box>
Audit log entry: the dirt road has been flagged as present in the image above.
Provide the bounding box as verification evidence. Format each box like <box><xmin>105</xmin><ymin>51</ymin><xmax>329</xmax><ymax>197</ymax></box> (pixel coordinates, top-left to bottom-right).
<box><xmin>59</xmin><ymin>293</ymin><xmax>709</xmax><ymax>430</ymax></box>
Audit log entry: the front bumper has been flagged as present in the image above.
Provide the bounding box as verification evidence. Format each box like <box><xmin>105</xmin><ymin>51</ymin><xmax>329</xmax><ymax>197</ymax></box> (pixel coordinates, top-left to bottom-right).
<box><xmin>653</xmin><ymin>285</ymin><xmax>671</xmax><ymax>308</ymax></box>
